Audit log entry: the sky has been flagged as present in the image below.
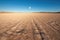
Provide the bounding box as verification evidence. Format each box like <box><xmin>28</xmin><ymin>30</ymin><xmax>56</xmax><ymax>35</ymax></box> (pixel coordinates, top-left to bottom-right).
<box><xmin>0</xmin><ymin>0</ymin><xmax>60</xmax><ymax>12</ymax></box>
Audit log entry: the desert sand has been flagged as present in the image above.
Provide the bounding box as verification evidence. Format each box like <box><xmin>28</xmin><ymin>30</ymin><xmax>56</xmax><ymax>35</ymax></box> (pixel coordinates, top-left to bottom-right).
<box><xmin>0</xmin><ymin>12</ymin><xmax>60</xmax><ymax>40</ymax></box>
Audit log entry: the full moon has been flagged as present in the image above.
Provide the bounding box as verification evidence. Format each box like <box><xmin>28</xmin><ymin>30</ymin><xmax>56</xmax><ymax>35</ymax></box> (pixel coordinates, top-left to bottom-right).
<box><xmin>28</xmin><ymin>6</ymin><xmax>31</xmax><ymax>10</ymax></box>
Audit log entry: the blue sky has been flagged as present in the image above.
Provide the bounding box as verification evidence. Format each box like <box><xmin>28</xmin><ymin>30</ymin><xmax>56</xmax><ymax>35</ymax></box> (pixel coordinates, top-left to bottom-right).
<box><xmin>0</xmin><ymin>0</ymin><xmax>60</xmax><ymax>12</ymax></box>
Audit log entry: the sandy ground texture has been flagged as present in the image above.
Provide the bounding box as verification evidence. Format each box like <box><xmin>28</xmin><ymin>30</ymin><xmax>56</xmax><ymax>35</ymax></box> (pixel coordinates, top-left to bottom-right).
<box><xmin>0</xmin><ymin>12</ymin><xmax>60</xmax><ymax>40</ymax></box>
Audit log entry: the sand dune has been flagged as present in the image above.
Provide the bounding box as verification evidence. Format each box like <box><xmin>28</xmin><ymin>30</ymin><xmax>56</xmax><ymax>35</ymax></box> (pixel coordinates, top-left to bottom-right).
<box><xmin>0</xmin><ymin>12</ymin><xmax>60</xmax><ymax>40</ymax></box>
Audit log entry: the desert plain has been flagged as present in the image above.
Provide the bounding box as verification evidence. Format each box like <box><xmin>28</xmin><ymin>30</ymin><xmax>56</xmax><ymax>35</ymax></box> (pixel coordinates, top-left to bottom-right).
<box><xmin>0</xmin><ymin>12</ymin><xmax>60</xmax><ymax>40</ymax></box>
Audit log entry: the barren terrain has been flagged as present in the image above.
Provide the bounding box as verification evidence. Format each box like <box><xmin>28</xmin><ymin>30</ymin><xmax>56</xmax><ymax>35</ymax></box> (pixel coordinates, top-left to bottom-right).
<box><xmin>0</xmin><ymin>12</ymin><xmax>60</xmax><ymax>40</ymax></box>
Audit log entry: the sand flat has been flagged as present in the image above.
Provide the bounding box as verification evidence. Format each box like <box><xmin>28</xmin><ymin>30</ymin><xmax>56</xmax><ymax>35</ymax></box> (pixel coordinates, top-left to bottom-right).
<box><xmin>0</xmin><ymin>12</ymin><xmax>60</xmax><ymax>40</ymax></box>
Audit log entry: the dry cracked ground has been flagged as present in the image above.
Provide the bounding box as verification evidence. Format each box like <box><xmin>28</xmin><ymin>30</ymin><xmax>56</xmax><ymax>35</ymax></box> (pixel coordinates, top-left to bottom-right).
<box><xmin>0</xmin><ymin>12</ymin><xmax>60</xmax><ymax>40</ymax></box>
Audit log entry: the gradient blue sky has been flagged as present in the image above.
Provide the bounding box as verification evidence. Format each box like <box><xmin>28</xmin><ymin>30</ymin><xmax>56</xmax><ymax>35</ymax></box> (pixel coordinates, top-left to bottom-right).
<box><xmin>0</xmin><ymin>0</ymin><xmax>60</xmax><ymax>12</ymax></box>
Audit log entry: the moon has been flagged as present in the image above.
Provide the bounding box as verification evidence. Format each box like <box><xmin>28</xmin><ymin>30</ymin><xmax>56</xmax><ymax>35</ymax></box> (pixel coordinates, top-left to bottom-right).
<box><xmin>28</xmin><ymin>6</ymin><xmax>31</xmax><ymax>10</ymax></box>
